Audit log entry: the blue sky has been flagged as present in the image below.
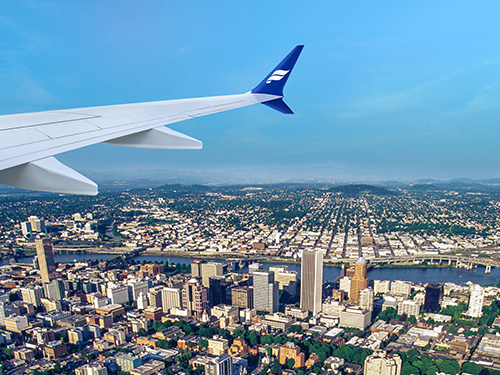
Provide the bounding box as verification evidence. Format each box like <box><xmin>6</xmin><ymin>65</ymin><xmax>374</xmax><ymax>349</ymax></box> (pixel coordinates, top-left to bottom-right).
<box><xmin>2</xmin><ymin>1</ymin><xmax>500</xmax><ymax>182</ymax></box>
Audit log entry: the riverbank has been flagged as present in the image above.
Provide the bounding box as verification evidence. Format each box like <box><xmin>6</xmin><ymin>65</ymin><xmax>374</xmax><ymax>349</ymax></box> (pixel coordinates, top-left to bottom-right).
<box><xmin>3</xmin><ymin>247</ymin><xmax>489</xmax><ymax>271</ymax></box>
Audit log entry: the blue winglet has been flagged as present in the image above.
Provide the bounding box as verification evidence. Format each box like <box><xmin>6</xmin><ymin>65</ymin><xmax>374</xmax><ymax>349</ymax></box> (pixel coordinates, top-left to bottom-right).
<box><xmin>261</xmin><ymin>98</ymin><xmax>294</xmax><ymax>114</ymax></box>
<box><xmin>251</xmin><ymin>45</ymin><xmax>304</xmax><ymax>98</ymax></box>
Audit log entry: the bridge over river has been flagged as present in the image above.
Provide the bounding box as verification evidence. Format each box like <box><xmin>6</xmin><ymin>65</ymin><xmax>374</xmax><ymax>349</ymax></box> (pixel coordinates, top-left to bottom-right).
<box><xmin>367</xmin><ymin>254</ymin><xmax>500</xmax><ymax>273</ymax></box>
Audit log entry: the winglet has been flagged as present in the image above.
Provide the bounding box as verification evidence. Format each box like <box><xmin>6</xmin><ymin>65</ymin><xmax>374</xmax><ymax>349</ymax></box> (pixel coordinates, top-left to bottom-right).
<box><xmin>251</xmin><ymin>45</ymin><xmax>304</xmax><ymax>97</ymax></box>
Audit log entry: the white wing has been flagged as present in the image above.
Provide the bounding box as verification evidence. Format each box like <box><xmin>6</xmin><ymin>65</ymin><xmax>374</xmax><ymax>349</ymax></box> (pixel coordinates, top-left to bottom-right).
<box><xmin>0</xmin><ymin>45</ymin><xmax>303</xmax><ymax>195</ymax></box>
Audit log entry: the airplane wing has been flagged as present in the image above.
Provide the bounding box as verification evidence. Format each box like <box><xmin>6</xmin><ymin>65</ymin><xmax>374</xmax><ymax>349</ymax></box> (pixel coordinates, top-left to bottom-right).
<box><xmin>0</xmin><ymin>45</ymin><xmax>303</xmax><ymax>195</ymax></box>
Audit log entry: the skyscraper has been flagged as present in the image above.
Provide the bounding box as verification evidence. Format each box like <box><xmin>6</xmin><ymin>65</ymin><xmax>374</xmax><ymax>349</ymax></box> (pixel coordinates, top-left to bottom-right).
<box><xmin>35</xmin><ymin>238</ymin><xmax>56</xmax><ymax>284</ymax></box>
<box><xmin>300</xmin><ymin>249</ymin><xmax>323</xmax><ymax>315</ymax></box>
<box><xmin>44</xmin><ymin>280</ymin><xmax>65</xmax><ymax>301</ymax></box>
<box><xmin>253</xmin><ymin>270</ymin><xmax>279</xmax><ymax>313</ymax></box>
<box><xmin>182</xmin><ymin>278</ymin><xmax>208</xmax><ymax>317</ymax></box>
<box><xmin>162</xmin><ymin>287</ymin><xmax>182</xmax><ymax>313</ymax></box>
<box><xmin>205</xmin><ymin>354</ymin><xmax>232</xmax><ymax>375</ymax></box>
<box><xmin>350</xmin><ymin>257</ymin><xmax>368</xmax><ymax>303</ymax></box>
<box><xmin>359</xmin><ymin>287</ymin><xmax>374</xmax><ymax>312</ymax></box>
<box><xmin>21</xmin><ymin>286</ymin><xmax>44</xmax><ymax>307</ymax></box>
<box><xmin>232</xmin><ymin>287</ymin><xmax>253</xmax><ymax>309</ymax></box>
<box><xmin>202</xmin><ymin>262</ymin><xmax>224</xmax><ymax>288</ymax></box>
<box><xmin>191</xmin><ymin>259</ymin><xmax>203</xmax><ymax>278</ymax></box>
<box><xmin>209</xmin><ymin>276</ymin><xmax>227</xmax><ymax>306</ymax></box>
<box><xmin>423</xmin><ymin>283</ymin><xmax>443</xmax><ymax>312</ymax></box>
<box><xmin>466</xmin><ymin>284</ymin><xmax>484</xmax><ymax>318</ymax></box>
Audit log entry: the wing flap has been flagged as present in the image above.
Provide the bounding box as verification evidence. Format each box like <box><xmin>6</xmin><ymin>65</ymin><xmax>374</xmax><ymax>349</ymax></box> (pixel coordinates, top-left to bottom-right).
<box><xmin>37</xmin><ymin>121</ymin><xmax>102</xmax><ymax>139</ymax></box>
<box><xmin>0</xmin><ymin>111</ymin><xmax>98</xmax><ymax>131</ymax></box>
<box><xmin>0</xmin><ymin>156</ymin><xmax>97</xmax><ymax>195</ymax></box>
<box><xmin>105</xmin><ymin>126</ymin><xmax>202</xmax><ymax>149</ymax></box>
<box><xmin>0</xmin><ymin>129</ymin><xmax>50</xmax><ymax>150</ymax></box>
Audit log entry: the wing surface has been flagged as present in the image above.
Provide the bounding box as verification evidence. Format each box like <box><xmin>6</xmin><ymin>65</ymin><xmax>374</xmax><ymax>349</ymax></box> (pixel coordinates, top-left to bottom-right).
<box><xmin>0</xmin><ymin>45</ymin><xmax>303</xmax><ymax>195</ymax></box>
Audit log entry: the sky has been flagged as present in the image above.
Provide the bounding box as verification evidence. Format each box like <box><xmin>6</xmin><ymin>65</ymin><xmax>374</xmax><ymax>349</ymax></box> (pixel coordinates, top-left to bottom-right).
<box><xmin>2</xmin><ymin>1</ymin><xmax>500</xmax><ymax>183</ymax></box>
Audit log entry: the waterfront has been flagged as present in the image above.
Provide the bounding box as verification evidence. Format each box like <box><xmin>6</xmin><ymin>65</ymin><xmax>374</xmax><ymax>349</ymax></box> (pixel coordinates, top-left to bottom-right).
<box><xmin>9</xmin><ymin>253</ymin><xmax>500</xmax><ymax>286</ymax></box>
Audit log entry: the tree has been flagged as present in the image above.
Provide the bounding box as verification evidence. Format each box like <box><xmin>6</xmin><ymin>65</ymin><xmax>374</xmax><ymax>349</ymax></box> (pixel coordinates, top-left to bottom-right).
<box><xmin>199</xmin><ymin>339</ymin><xmax>208</xmax><ymax>350</ymax></box>
<box><xmin>378</xmin><ymin>307</ymin><xmax>398</xmax><ymax>322</ymax></box>
<box><xmin>402</xmin><ymin>364</ymin><xmax>420</xmax><ymax>375</ymax></box>
<box><xmin>286</xmin><ymin>358</ymin><xmax>295</xmax><ymax>369</ymax></box>
<box><xmin>288</xmin><ymin>325</ymin><xmax>302</xmax><ymax>334</ymax></box>
<box><xmin>271</xmin><ymin>360</ymin><xmax>281</xmax><ymax>375</ymax></box>
<box><xmin>248</xmin><ymin>331</ymin><xmax>259</xmax><ymax>347</ymax></box>
<box><xmin>448</xmin><ymin>325</ymin><xmax>458</xmax><ymax>334</ymax></box>
<box><xmin>462</xmin><ymin>362</ymin><xmax>484</xmax><ymax>375</ymax></box>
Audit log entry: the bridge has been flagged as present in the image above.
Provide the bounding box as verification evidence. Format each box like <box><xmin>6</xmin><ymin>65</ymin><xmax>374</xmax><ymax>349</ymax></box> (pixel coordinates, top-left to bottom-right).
<box><xmin>367</xmin><ymin>254</ymin><xmax>500</xmax><ymax>273</ymax></box>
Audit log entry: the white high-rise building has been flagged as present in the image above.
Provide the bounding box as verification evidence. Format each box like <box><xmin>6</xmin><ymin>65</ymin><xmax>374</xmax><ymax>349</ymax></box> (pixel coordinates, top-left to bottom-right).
<box><xmin>21</xmin><ymin>286</ymin><xmax>44</xmax><ymax>307</ymax></box>
<box><xmin>162</xmin><ymin>287</ymin><xmax>182</xmax><ymax>313</ymax></box>
<box><xmin>364</xmin><ymin>351</ymin><xmax>402</xmax><ymax>375</ymax></box>
<box><xmin>205</xmin><ymin>354</ymin><xmax>232</xmax><ymax>375</ymax></box>
<box><xmin>339</xmin><ymin>276</ymin><xmax>351</xmax><ymax>296</ymax></box>
<box><xmin>107</xmin><ymin>284</ymin><xmax>130</xmax><ymax>305</ymax></box>
<box><xmin>397</xmin><ymin>300</ymin><xmax>421</xmax><ymax>318</ymax></box>
<box><xmin>390</xmin><ymin>280</ymin><xmax>411</xmax><ymax>297</ymax></box>
<box><xmin>466</xmin><ymin>284</ymin><xmax>484</xmax><ymax>318</ymax></box>
<box><xmin>253</xmin><ymin>270</ymin><xmax>279</xmax><ymax>313</ymax></box>
<box><xmin>127</xmin><ymin>280</ymin><xmax>149</xmax><ymax>300</ymax></box>
<box><xmin>300</xmin><ymin>249</ymin><xmax>323</xmax><ymax>316</ymax></box>
<box><xmin>359</xmin><ymin>287</ymin><xmax>374</xmax><ymax>312</ymax></box>
<box><xmin>374</xmin><ymin>280</ymin><xmax>391</xmax><ymax>295</ymax></box>
<box><xmin>201</xmin><ymin>262</ymin><xmax>224</xmax><ymax>288</ymax></box>
<box><xmin>21</xmin><ymin>222</ymin><xmax>32</xmax><ymax>237</ymax></box>
<box><xmin>137</xmin><ymin>292</ymin><xmax>148</xmax><ymax>310</ymax></box>
<box><xmin>269</xmin><ymin>266</ymin><xmax>298</xmax><ymax>295</ymax></box>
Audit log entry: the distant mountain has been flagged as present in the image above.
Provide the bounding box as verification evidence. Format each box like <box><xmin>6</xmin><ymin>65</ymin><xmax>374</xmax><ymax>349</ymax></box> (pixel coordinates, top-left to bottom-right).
<box><xmin>329</xmin><ymin>184</ymin><xmax>395</xmax><ymax>196</ymax></box>
<box><xmin>157</xmin><ymin>184</ymin><xmax>213</xmax><ymax>193</ymax></box>
<box><xmin>408</xmin><ymin>184</ymin><xmax>442</xmax><ymax>191</ymax></box>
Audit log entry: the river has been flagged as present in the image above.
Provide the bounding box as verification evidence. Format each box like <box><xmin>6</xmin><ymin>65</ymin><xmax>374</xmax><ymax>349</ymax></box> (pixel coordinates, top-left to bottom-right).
<box><xmin>7</xmin><ymin>253</ymin><xmax>499</xmax><ymax>286</ymax></box>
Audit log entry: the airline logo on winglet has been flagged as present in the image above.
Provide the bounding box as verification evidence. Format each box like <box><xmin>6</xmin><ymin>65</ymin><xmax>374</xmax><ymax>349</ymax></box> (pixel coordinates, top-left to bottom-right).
<box><xmin>266</xmin><ymin>69</ymin><xmax>290</xmax><ymax>84</ymax></box>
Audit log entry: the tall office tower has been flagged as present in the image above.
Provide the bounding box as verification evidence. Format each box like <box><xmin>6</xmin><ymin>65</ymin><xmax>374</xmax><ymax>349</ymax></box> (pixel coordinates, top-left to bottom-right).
<box><xmin>137</xmin><ymin>292</ymin><xmax>148</xmax><ymax>310</ymax></box>
<box><xmin>205</xmin><ymin>354</ymin><xmax>232</xmax><ymax>375</ymax></box>
<box><xmin>128</xmin><ymin>281</ymin><xmax>149</xmax><ymax>301</ymax></box>
<box><xmin>350</xmin><ymin>257</ymin><xmax>368</xmax><ymax>303</ymax></box>
<box><xmin>423</xmin><ymin>283</ymin><xmax>443</xmax><ymax>312</ymax></box>
<box><xmin>148</xmin><ymin>286</ymin><xmax>164</xmax><ymax>308</ymax></box>
<box><xmin>364</xmin><ymin>351</ymin><xmax>402</xmax><ymax>375</ymax></box>
<box><xmin>253</xmin><ymin>270</ymin><xmax>279</xmax><ymax>313</ymax></box>
<box><xmin>44</xmin><ymin>280</ymin><xmax>65</xmax><ymax>300</ymax></box>
<box><xmin>182</xmin><ymin>278</ymin><xmax>208</xmax><ymax>317</ymax></box>
<box><xmin>107</xmin><ymin>284</ymin><xmax>130</xmax><ymax>305</ymax></box>
<box><xmin>28</xmin><ymin>216</ymin><xmax>45</xmax><ymax>232</ymax></box>
<box><xmin>232</xmin><ymin>287</ymin><xmax>254</xmax><ymax>309</ymax></box>
<box><xmin>300</xmin><ymin>249</ymin><xmax>324</xmax><ymax>315</ymax></box>
<box><xmin>21</xmin><ymin>286</ymin><xmax>44</xmax><ymax>307</ymax></box>
<box><xmin>209</xmin><ymin>276</ymin><xmax>227</xmax><ymax>306</ymax></box>
<box><xmin>269</xmin><ymin>266</ymin><xmax>299</xmax><ymax>295</ymax></box>
<box><xmin>21</xmin><ymin>222</ymin><xmax>32</xmax><ymax>237</ymax></box>
<box><xmin>191</xmin><ymin>259</ymin><xmax>203</xmax><ymax>278</ymax></box>
<box><xmin>201</xmin><ymin>262</ymin><xmax>224</xmax><ymax>288</ymax></box>
<box><xmin>339</xmin><ymin>276</ymin><xmax>352</xmax><ymax>296</ymax></box>
<box><xmin>359</xmin><ymin>287</ymin><xmax>374</xmax><ymax>312</ymax></box>
<box><xmin>466</xmin><ymin>284</ymin><xmax>484</xmax><ymax>318</ymax></box>
<box><xmin>35</xmin><ymin>238</ymin><xmax>56</xmax><ymax>284</ymax></box>
<box><xmin>162</xmin><ymin>287</ymin><xmax>182</xmax><ymax>313</ymax></box>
